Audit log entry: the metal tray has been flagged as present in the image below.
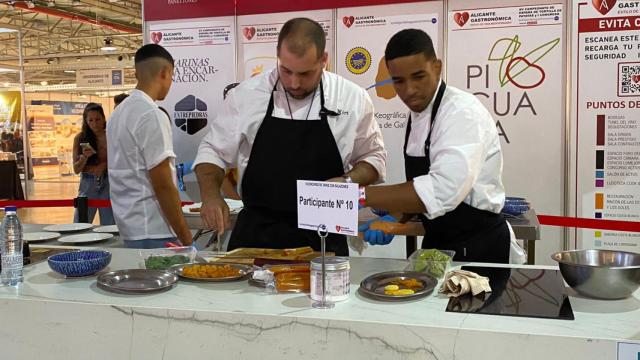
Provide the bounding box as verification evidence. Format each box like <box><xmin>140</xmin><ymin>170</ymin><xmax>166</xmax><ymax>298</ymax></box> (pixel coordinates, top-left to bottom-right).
<box><xmin>97</xmin><ymin>269</ymin><xmax>178</xmax><ymax>294</ymax></box>
<box><xmin>169</xmin><ymin>263</ymin><xmax>253</xmax><ymax>282</ymax></box>
<box><xmin>358</xmin><ymin>271</ymin><xmax>437</xmax><ymax>302</ymax></box>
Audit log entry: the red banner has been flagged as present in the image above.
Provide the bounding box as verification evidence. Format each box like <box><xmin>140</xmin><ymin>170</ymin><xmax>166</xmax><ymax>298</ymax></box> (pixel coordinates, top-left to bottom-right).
<box><xmin>144</xmin><ymin>0</ymin><xmax>235</xmax><ymax>21</ymax></box>
<box><xmin>236</xmin><ymin>0</ymin><xmax>427</xmax><ymax>15</ymax></box>
<box><xmin>578</xmin><ymin>15</ymin><xmax>640</xmax><ymax>33</ymax></box>
<box><xmin>0</xmin><ymin>200</ymin><xmax>194</xmax><ymax>208</ymax></box>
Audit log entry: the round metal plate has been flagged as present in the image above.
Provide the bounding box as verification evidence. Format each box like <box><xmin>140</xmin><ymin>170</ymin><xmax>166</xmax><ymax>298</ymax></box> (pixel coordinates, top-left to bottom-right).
<box><xmin>97</xmin><ymin>269</ymin><xmax>178</xmax><ymax>294</ymax></box>
<box><xmin>23</xmin><ymin>231</ymin><xmax>61</xmax><ymax>242</ymax></box>
<box><xmin>43</xmin><ymin>223</ymin><xmax>93</xmax><ymax>233</ymax></box>
<box><xmin>358</xmin><ymin>271</ymin><xmax>437</xmax><ymax>302</ymax></box>
<box><xmin>93</xmin><ymin>225</ymin><xmax>119</xmax><ymax>234</ymax></box>
<box><xmin>170</xmin><ymin>263</ymin><xmax>253</xmax><ymax>282</ymax></box>
<box><xmin>58</xmin><ymin>233</ymin><xmax>113</xmax><ymax>244</ymax></box>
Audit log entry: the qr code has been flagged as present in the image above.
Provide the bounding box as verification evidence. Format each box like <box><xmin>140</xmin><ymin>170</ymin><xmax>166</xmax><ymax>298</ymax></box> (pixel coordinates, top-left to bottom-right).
<box><xmin>619</xmin><ymin>63</ymin><xmax>640</xmax><ymax>96</ymax></box>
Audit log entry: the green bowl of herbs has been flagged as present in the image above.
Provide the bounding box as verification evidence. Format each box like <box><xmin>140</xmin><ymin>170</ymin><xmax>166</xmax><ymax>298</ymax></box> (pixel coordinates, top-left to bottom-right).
<box><xmin>408</xmin><ymin>249</ymin><xmax>456</xmax><ymax>279</ymax></box>
<box><xmin>144</xmin><ymin>255</ymin><xmax>191</xmax><ymax>270</ymax></box>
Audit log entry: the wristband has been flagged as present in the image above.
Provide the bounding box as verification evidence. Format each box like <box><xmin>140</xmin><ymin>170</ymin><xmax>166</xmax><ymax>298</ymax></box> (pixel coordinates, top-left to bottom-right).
<box><xmin>358</xmin><ymin>186</ymin><xmax>366</xmax><ymax>207</ymax></box>
<box><xmin>343</xmin><ymin>175</ymin><xmax>353</xmax><ymax>183</ymax></box>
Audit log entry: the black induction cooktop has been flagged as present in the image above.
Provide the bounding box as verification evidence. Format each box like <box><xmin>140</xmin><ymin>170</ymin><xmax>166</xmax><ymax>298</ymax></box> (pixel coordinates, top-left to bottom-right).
<box><xmin>445</xmin><ymin>266</ymin><xmax>575</xmax><ymax>320</ymax></box>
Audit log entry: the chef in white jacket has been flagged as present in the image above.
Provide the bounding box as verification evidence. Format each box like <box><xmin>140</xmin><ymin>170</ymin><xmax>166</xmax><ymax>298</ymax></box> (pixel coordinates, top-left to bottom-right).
<box><xmin>193</xmin><ymin>18</ymin><xmax>386</xmax><ymax>256</ymax></box>
<box><xmin>360</xmin><ymin>29</ymin><xmax>525</xmax><ymax>264</ymax></box>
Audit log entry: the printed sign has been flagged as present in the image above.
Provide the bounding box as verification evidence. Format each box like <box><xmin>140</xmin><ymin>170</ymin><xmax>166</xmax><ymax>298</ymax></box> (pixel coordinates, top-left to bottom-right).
<box><xmin>448</xmin><ymin>4</ymin><xmax>564</xmax><ymax>259</ymax></box>
<box><xmin>238</xmin><ymin>9</ymin><xmax>333</xmax><ymax>80</ymax></box>
<box><xmin>76</xmin><ymin>69</ymin><xmax>124</xmax><ymax>87</ymax></box>
<box><xmin>297</xmin><ymin>180</ymin><xmax>359</xmax><ymax>236</ymax></box>
<box><xmin>336</xmin><ymin>5</ymin><xmax>441</xmax><ymax>185</ymax></box>
<box><xmin>571</xmin><ymin>0</ymin><xmax>640</xmax><ymax>250</ymax></box>
<box><xmin>149</xmin><ymin>17</ymin><xmax>236</xmax><ymax>201</ymax></box>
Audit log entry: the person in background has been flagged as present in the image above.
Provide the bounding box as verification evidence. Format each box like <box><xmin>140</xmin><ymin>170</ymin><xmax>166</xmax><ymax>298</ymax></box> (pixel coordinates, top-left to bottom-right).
<box><xmin>107</xmin><ymin>44</ymin><xmax>192</xmax><ymax>248</ymax></box>
<box><xmin>194</xmin><ymin>18</ymin><xmax>386</xmax><ymax>256</ymax></box>
<box><xmin>11</xmin><ymin>130</ymin><xmax>22</xmax><ymax>154</ymax></box>
<box><xmin>72</xmin><ymin>103</ymin><xmax>115</xmax><ymax>225</ymax></box>
<box><xmin>358</xmin><ymin>29</ymin><xmax>519</xmax><ymax>264</ymax></box>
<box><xmin>113</xmin><ymin>93</ymin><xmax>128</xmax><ymax>108</ymax></box>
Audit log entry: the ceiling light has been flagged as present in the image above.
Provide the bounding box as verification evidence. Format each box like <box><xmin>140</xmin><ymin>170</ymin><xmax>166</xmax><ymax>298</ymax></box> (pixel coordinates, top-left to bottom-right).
<box><xmin>100</xmin><ymin>37</ymin><xmax>117</xmax><ymax>51</ymax></box>
<box><xmin>40</xmin><ymin>81</ymin><xmax>48</xmax><ymax>86</ymax></box>
<box><xmin>64</xmin><ymin>70</ymin><xmax>76</xmax><ymax>73</ymax></box>
<box><xmin>26</xmin><ymin>1</ymin><xmax>35</xmax><ymax>9</ymax></box>
<box><xmin>72</xmin><ymin>0</ymin><xmax>81</xmax><ymax>5</ymax></box>
<box><xmin>47</xmin><ymin>0</ymin><xmax>55</xmax><ymax>6</ymax></box>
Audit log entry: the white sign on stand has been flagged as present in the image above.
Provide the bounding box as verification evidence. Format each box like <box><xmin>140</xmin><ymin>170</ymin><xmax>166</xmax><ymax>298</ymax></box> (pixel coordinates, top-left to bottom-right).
<box><xmin>617</xmin><ymin>342</ymin><xmax>640</xmax><ymax>360</ymax></box>
<box><xmin>296</xmin><ymin>180</ymin><xmax>359</xmax><ymax>236</ymax></box>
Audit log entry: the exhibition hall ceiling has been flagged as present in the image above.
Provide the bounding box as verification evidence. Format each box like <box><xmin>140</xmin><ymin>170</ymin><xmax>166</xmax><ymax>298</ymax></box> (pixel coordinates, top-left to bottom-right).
<box><xmin>0</xmin><ymin>0</ymin><xmax>142</xmax><ymax>93</ymax></box>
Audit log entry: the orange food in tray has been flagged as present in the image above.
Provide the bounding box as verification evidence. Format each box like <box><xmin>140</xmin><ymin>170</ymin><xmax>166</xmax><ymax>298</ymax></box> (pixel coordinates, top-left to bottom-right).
<box><xmin>267</xmin><ymin>264</ymin><xmax>310</xmax><ymax>275</ymax></box>
<box><xmin>275</xmin><ymin>271</ymin><xmax>311</xmax><ymax>292</ymax></box>
<box><xmin>369</xmin><ymin>221</ymin><xmax>413</xmax><ymax>234</ymax></box>
<box><xmin>182</xmin><ymin>264</ymin><xmax>241</xmax><ymax>279</ymax></box>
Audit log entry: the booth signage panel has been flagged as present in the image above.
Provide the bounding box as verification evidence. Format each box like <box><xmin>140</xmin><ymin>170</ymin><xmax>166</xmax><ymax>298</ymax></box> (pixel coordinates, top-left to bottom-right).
<box><xmin>572</xmin><ymin>0</ymin><xmax>640</xmax><ymax>251</ymax></box>
<box><xmin>148</xmin><ymin>17</ymin><xmax>237</xmax><ymax>201</ymax></box>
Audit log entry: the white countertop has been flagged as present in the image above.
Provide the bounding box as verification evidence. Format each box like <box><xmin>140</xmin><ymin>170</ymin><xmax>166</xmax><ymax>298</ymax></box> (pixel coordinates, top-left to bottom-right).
<box><xmin>1</xmin><ymin>247</ymin><xmax>638</xmax><ymax>360</ymax></box>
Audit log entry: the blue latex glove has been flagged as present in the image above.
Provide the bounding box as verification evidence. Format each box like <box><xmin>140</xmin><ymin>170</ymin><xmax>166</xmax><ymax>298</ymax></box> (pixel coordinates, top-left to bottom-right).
<box><xmin>358</xmin><ymin>214</ymin><xmax>397</xmax><ymax>245</ymax></box>
<box><xmin>371</xmin><ymin>208</ymin><xmax>389</xmax><ymax>217</ymax></box>
<box><xmin>356</xmin><ymin>202</ymin><xmax>388</xmax><ymax>216</ymax></box>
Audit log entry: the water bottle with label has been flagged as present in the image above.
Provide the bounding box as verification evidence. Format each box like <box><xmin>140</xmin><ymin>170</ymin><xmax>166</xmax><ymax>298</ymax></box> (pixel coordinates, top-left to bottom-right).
<box><xmin>1</xmin><ymin>206</ymin><xmax>23</xmax><ymax>286</ymax></box>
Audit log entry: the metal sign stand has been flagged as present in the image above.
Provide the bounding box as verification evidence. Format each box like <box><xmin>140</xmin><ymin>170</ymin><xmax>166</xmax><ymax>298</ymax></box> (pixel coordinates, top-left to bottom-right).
<box><xmin>312</xmin><ymin>224</ymin><xmax>334</xmax><ymax>309</ymax></box>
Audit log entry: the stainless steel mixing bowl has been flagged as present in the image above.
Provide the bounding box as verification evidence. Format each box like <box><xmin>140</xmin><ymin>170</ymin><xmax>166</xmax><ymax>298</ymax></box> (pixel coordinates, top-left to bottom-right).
<box><xmin>551</xmin><ymin>249</ymin><xmax>640</xmax><ymax>300</ymax></box>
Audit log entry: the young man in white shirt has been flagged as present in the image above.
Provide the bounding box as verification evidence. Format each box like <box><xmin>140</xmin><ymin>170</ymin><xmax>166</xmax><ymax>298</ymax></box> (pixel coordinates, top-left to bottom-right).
<box><xmin>359</xmin><ymin>29</ymin><xmax>511</xmax><ymax>263</ymax></box>
<box><xmin>107</xmin><ymin>44</ymin><xmax>192</xmax><ymax>248</ymax></box>
<box><xmin>193</xmin><ymin>18</ymin><xmax>386</xmax><ymax>256</ymax></box>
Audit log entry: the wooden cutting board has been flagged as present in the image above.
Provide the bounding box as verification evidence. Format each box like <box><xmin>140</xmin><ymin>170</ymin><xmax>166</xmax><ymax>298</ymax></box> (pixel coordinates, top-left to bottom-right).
<box><xmin>209</xmin><ymin>247</ymin><xmax>333</xmax><ymax>265</ymax></box>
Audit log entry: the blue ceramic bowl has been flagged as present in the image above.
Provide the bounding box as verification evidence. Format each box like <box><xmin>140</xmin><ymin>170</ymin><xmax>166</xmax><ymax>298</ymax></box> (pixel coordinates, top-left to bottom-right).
<box><xmin>502</xmin><ymin>203</ymin><xmax>530</xmax><ymax>216</ymax></box>
<box><xmin>48</xmin><ymin>250</ymin><xmax>112</xmax><ymax>277</ymax></box>
<box><xmin>505</xmin><ymin>197</ymin><xmax>529</xmax><ymax>206</ymax></box>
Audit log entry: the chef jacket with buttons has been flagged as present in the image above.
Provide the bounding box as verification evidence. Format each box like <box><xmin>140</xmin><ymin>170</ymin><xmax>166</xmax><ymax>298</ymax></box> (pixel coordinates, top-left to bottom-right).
<box><xmin>193</xmin><ymin>69</ymin><xmax>387</xmax><ymax>192</ymax></box>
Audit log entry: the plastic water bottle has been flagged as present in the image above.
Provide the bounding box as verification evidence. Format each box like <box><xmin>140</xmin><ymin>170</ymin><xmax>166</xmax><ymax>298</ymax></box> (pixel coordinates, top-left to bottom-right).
<box><xmin>1</xmin><ymin>206</ymin><xmax>23</xmax><ymax>286</ymax></box>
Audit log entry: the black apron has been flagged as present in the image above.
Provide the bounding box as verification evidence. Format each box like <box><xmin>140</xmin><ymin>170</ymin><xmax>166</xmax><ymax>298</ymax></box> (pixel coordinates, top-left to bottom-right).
<box><xmin>228</xmin><ymin>80</ymin><xmax>349</xmax><ymax>256</ymax></box>
<box><xmin>404</xmin><ymin>81</ymin><xmax>510</xmax><ymax>263</ymax></box>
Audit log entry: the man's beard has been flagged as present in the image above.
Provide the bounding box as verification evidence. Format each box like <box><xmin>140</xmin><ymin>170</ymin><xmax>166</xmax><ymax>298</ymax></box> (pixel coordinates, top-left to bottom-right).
<box><xmin>287</xmin><ymin>88</ymin><xmax>316</xmax><ymax>100</ymax></box>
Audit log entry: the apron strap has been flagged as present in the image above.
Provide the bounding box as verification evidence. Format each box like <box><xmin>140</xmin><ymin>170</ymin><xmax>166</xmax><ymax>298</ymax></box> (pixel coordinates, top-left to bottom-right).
<box><xmin>403</xmin><ymin>81</ymin><xmax>447</xmax><ymax>157</ymax></box>
<box><xmin>425</xmin><ymin>81</ymin><xmax>447</xmax><ymax>156</ymax></box>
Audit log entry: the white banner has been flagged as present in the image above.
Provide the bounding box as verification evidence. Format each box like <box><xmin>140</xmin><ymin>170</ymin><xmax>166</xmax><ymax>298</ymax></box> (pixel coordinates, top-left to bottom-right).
<box><xmin>447</xmin><ymin>4</ymin><xmax>564</xmax><ymax>262</ymax></box>
<box><xmin>297</xmin><ymin>180</ymin><xmax>359</xmax><ymax>236</ymax></box>
<box><xmin>237</xmin><ymin>10</ymin><xmax>334</xmax><ymax>81</ymax></box>
<box><xmin>336</xmin><ymin>3</ymin><xmax>442</xmax><ymax>185</ymax></box>
<box><xmin>76</xmin><ymin>69</ymin><xmax>123</xmax><ymax>87</ymax></box>
<box><xmin>148</xmin><ymin>17</ymin><xmax>236</xmax><ymax>200</ymax></box>
<box><xmin>571</xmin><ymin>0</ymin><xmax>640</xmax><ymax>251</ymax></box>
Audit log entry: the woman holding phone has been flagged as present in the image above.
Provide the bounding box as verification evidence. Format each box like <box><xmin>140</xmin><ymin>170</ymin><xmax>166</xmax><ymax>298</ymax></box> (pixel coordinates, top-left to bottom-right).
<box><xmin>72</xmin><ymin>102</ymin><xmax>114</xmax><ymax>225</ymax></box>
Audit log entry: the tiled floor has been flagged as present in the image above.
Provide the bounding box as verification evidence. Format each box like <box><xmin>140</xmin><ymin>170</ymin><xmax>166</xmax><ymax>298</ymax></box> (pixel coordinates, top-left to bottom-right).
<box><xmin>13</xmin><ymin>178</ymin><xmax>90</xmax><ymax>225</ymax></box>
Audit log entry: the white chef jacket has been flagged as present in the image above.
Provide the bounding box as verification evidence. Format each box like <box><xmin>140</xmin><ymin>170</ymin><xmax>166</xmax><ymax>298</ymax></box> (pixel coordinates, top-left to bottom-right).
<box><xmin>407</xmin><ymin>82</ymin><xmax>506</xmax><ymax>220</ymax></box>
<box><xmin>193</xmin><ymin>69</ymin><xmax>387</xmax><ymax>192</ymax></box>
<box><xmin>106</xmin><ymin>89</ymin><xmax>177</xmax><ymax>240</ymax></box>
